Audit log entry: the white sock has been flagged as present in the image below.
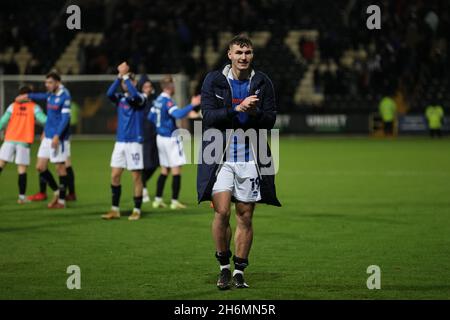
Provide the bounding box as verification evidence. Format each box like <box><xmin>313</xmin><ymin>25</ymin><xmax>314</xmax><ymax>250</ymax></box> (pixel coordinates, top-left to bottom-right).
<box><xmin>111</xmin><ymin>206</ymin><xmax>120</xmax><ymax>212</ymax></box>
<box><xmin>220</xmin><ymin>264</ymin><xmax>230</xmax><ymax>271</ymax></box>
<box><xmin>171</xmin><ymin>199</ymin><xmax>178</xmax><ymax>204</ymax></box>
<box><xmin>143</xmin><ymin>188</ymin><xmax>148</xmax><ymax>195</ymax></box>
<box><xmin>233</xmin><ymin>269</ymin><xmax>244</xmax><ymax>276</ymax></box>
<box><xmin>155</xmin><ymin>197</ymin><xmax>162</xmax><ymax>202</ymax></box>
<box><xmin>133</xmin><ymin>208</ymin><xmax>141</xmax><ymax>214</ymax></box>
<box><xmin>57</xmin><ymin>199</ymin><xmax>66</xmax><ymax>205</ymax></box>
<box><xmin>19</xmin><ymin>194</ymin><xmax>25</xmax><ymax>200</ymax></box>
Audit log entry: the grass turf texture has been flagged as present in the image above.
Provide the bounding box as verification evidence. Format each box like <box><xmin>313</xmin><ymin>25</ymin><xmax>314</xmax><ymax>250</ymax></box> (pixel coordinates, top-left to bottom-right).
<box><xmin>0</xmin><ymin>137</ymin><xmax>449</xmax><ymax>300</ymax></box>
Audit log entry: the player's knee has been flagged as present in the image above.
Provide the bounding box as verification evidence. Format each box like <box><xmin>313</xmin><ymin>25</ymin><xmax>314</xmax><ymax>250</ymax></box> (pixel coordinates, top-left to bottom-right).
<box><xmin>132</xmin><ymin>172</ymin><xmax>142</xmax><ymax>183</ymax></box>
<box><xmin>56</xmin><ymin>164</ymin><xmax>66</xmax><ymax>176</ymax></box>
<box><xmin>111</xmin><ymin>172</ymin><xmax>121</xmax><ymax>184</ymax></box>
<box><xmin>215</xmin><ymin>206</ymin><xmax>231</xmax><ymax>218</ymax></box>
<box><xmin>236</xmin><ymin>210</ymin><xmax>253</xmax><ymax>227</ymax></box>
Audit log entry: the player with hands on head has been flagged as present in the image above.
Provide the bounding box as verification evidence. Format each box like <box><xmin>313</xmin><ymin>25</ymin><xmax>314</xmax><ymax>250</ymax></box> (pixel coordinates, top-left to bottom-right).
<box><xmin>102</xmin><ymin>62</ymin><xmax>147</xmax><ymax>221</ymax></box>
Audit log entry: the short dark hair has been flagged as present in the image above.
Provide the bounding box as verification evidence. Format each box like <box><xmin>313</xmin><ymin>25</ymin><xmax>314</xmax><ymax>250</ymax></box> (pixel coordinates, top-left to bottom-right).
<box><xmin>46</xmin><ymin>71</ymin><xmax>61</xmax><ymax>82</ymax></box>
<box><xmin>18</xmin><ymin>85</ymin><xmax>32</xmax><ymax>95</ymax></box>
<box><xmin>228</xmin><ymin>34</ymin><xmax>253</xmax><ymax>49</ymax></box>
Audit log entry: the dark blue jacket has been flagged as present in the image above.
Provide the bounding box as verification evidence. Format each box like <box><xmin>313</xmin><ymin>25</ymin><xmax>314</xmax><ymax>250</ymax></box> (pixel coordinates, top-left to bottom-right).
<box><xmin>197</xmin><ymin>65</ymin><xmax>281</xmax><ymax>207</ymax></box>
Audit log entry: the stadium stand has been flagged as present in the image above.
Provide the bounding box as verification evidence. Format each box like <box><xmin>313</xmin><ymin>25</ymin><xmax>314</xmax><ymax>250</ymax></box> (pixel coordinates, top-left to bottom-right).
<box><xmin>0</xmin><ymin>0</ymin><xmax>448</xmax><ymax>114</ymax></box>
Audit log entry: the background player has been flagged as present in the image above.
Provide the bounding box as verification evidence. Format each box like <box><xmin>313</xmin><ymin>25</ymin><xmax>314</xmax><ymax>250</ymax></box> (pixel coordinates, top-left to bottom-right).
<box><xmin>102</xmin><ymin>62</ymin><xmax>146</xmax><ymax>221</ymax></box>
<box><xmin>0</xmin><ymin>86</ymin><xmax>47</xmax><ymax>203</ymax></box>
<box><xmin>425</xmin><ymin>97</ymin><xmax>445</xmax><ymax>138</ymax></box>
<box><xmin>197</xmin><ymin>35</ymin><xmax>281</xmax><ymax>290</ymax></box>
<box><xmin>149</xmin><ymin>75</ymin><xmax>200</xmax><ymax>210</ymax></box>
<box><xmin>139</xmin><ymin>76</ymin><xmax>159</xmax><ymax>203</ymax></box>
<box><xmin>16</xmin><ymin>71</ymin><xmax>72</xmax><ymax>209</ymax></box>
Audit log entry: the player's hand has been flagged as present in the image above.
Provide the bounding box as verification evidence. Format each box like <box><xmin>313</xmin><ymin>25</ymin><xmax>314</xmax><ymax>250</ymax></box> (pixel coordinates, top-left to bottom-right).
<box><xmin>16</xmin><ymin>94</ymin><xmax>28</xmax><ymax>102</ymax></box>
<box><xmin>51</xmin><ymin>135</ymin><xmax>60</xmax><ymax>149</ymax></box>
<box><xmin>236</xmin><ymin>95</ymin><xmax>258</xmax><ymax>112</ymax></box>
<box><xmin>188</xmin><ymin>110</ymin><xmax>201</xmax><ymax>119</ymax></box>
<box><xmin>117</xmin><ymin>62</ymin><xmax>129</xmax><ymax>76</ymax></box>
<box><xmin>191</xmin><ymin>95</ymin><xmax>201</xmax><ymax>106</ymax></box>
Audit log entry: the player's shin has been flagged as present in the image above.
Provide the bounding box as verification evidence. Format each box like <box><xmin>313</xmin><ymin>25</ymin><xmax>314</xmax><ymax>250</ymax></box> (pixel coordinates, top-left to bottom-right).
<box><xmin>41</xmin><ymin>170</ymin><xmax>58</xmax><ymax>192</ymax></box>
<box><xmin>66</xmin><ymin>166</ymin><xmax>75</xmax><ymax>194</ymax></box>
<box><xmin>133</xmin><ymin>196</ymin><xmax>143</xmax><ymax>213</ymax></box>
<box><xmin>155</xmin><ymin>174</ymin><xmax>167</xmax><ymax>199</ymax></box>
<box><xmin>18</xmin><ymin>173</ymin><xmax>27</xmax><ymax>200</ymax></box>
<box><xmin>171</xmin><ymin>174</ymin><xmax>181</xmax><ymax>201</ymax></box>
<box><xmin>39</xmin><ymin>173</ymin><xmax>47</xmax><ymax>193</ymax></box>
<box><xmin>58</xmin><ymin>175</ymin><xmax>67</xmax><ymax>204</ymax></box>
<box><xmin>111</xmin><ymin>184</ymin><xmax>121</xmax><ymax>211</ymax></box>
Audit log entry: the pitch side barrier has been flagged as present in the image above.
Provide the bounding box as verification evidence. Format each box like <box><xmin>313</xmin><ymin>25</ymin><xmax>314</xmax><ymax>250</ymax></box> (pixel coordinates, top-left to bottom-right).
<box><xmin>273</xmin><ymin>113</ymin><xmax>450</xmax><ymax>135</ymax></box>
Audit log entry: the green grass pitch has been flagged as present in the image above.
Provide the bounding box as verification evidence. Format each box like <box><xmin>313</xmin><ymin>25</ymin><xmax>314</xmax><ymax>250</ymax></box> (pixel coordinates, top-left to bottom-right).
<box><xmin>0</xmin><ymin>137</ymin><xmax>449</xmax><ymax>299</ymax></box>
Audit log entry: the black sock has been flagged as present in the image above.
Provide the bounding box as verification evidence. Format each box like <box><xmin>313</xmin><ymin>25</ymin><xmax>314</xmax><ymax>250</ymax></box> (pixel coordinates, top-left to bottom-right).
<box><xmin>111</xmin><ymin>185</ymin><xmax>121</xmax><ymax>207</ymax></box>
<box><xmin>0</xmin><ymin>167</ymin><xmax>3</xmax><ymax>174</ymax></box>
<box><xmin>39</xmin><ymin>172</ymin><xmax>47</xmax><ymax>193</ymax></box>
<box><xmin>133</xmin><ymin>196</ymin><xmax>143</xmax><ymax>210</ymax></box>
<box><xmin>142</xmin><ymin>167</ymin><xmax>157</xmax><ymax>187</ymax></box>
<box><xmin>18</xmin><ymin>173</ymin><xmax>27</xmax><ymax>195</ymax></box>
<box><xmin>41</xmin><ymin>170</ymin><xmax>58</xmax><ymax>191</ymax></box>
<box><xmin>66</xmin><ymin>166</ymin><xmax>75</xmax><ymax>194</ymax></box>
<box><xmin>156</xmin><ymin>174</ymin><xmax>168</xmax><ymax>198</ymax></box>
<box><xmin>59</xmin><ymin>175</ymin><xmax>67</xmax><ymax>200</ymax></box>
<box><xmin>215</xmin><ymin>250</ymin><xmax>232</xmax><ymax>267</ymax></box>
<box><xmin>233</xmin><ymin>256</ymin><xmax>249</xmax><ymax>272</ymax></box>
<box><xmin>172</xmin><ymin>175</ymin><xmax>181</xmax><ymax>200</ymax></box>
